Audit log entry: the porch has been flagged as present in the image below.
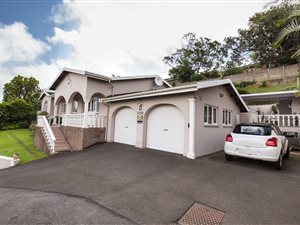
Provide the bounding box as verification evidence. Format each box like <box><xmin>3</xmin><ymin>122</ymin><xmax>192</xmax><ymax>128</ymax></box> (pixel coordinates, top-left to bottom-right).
<box><xmin>257</xmin><ymin>114</ymin><xmax>300</xmax><ymax>132</ymax></box>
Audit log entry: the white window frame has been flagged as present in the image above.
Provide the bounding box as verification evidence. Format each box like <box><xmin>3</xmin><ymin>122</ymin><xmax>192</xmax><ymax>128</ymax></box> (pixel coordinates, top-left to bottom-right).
<box><xmin>223</xmin><ymin>109</ymin><xmax>232</xmax><ymax>126</ymax></box>
<box><xmin>204</xmin><ymin>105</ymin><xmax>218</xmax><ymax>125</ymax></box>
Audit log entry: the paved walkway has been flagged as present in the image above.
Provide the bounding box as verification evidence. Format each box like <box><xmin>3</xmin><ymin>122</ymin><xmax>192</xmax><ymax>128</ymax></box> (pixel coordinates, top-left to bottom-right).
<box><xmin>0</xmin><ymin>143</ymin><xmax>299</xmax><ymax>224</ymax></box>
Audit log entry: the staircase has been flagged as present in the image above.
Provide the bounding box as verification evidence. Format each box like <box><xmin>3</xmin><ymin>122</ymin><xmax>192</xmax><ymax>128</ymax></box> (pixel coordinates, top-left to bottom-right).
<box><xmin>51</xmin><ymin>126</ymin><xmax>72</xmax><ymax>152</ymax></box>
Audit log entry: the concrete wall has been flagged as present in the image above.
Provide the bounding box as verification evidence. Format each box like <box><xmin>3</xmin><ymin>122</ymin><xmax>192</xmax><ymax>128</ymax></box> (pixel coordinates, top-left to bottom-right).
<box><xmin>227</xmin><ymin>64</ymin><xmax>299</xmax><ymax>84</ymax></box>
<box><xmin>34</xmin><ymin>127</ymin><xmax>50</xmax><ymax>154</ymax></box>
<box><xmin>194</xmin><ymin>86</ymin><xmax>241</xmax><ymax>157</ymax></box>
<box><xmin>60</xmin><ymin>126</ymin><xmax>106</xmax><ymax>150</ymax></box>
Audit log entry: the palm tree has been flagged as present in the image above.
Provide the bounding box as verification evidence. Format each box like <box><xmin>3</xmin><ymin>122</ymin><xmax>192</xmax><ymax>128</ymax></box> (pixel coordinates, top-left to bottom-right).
<box><xmin>274</xmin><ymin>6</ymin><xmax>300</xmax><ymax>58</ymax></box>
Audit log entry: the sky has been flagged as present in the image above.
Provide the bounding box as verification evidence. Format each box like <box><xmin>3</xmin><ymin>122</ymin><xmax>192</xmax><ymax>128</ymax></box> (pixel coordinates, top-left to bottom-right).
<box><xmin>0</xmin><ymin>0</ymin><xmax>272</xmax><ymax>101</ymax></box>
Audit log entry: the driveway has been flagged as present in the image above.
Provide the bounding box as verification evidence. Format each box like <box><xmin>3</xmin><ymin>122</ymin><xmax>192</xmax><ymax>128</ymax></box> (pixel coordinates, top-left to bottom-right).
<box><xmin>0</xmin><ymin>143</ymin><xmax>299</xmax><ymax>224</ymax></box>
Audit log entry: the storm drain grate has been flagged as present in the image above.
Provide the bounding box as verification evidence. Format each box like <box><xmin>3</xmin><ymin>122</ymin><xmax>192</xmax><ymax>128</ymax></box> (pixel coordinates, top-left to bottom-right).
<box><xmin>178</xmin><ymin>203</ymin><xmax>225</xmax><ymax>225</ymax></box>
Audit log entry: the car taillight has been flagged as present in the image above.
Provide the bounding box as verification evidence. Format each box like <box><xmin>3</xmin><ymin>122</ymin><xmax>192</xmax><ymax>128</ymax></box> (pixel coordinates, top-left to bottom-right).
<box><xmin>226</xmin><ymin>134</ymin><xmax>233</xmax><ymax>142</ymax></box>
<box><xmin>266</xmin><ymin>137</ymin><xmax>278</xmax><ymax>147</ymax></box>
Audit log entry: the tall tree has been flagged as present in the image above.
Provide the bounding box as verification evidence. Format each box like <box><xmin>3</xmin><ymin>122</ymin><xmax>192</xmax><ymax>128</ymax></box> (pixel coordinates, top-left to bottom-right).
<box><xmin>225</xmin><ymin>5</ymin><xmax>300</xmax><ymax>67</ymax></box>
<box><xmin>163</xmin><ymin>33</ymin><xmax>227</xmax><ymax>82</ymax></box>
<box><xmin>3</xmin><ymin>75</ymin><xmax>41</xmax><ymax>109</ymax></box>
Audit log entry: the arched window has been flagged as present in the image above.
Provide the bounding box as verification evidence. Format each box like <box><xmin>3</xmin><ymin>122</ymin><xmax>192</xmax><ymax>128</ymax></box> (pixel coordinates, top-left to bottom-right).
<box><xmin>43</xmin><ymin>100</ymin><xmax>48</xmax><ymax>112</ymax></box>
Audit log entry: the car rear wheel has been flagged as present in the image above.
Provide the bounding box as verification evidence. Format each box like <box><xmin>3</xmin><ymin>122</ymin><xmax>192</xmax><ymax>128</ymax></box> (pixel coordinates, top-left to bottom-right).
<box><xmin>225</xmin><ymin>153</ymin><xmax>234</xmax><ymax>161</ymax></box>
<box><xmin>283</xmin><ymin>148</ymin><xmax>290</xmax><ymax>159</ymax></box>
<box><xmin>274</xmin><ymin>153</ymin><xmax>283</xmax><ymax>170</ymax></box>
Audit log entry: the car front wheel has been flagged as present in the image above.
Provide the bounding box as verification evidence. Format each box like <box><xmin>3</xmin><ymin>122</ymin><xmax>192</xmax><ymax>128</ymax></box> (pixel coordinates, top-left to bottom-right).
<box><xmin>225</xmin><ymin>153</ymin><xmax>234</xmax><ymax>161</ymax></box>
<box><xmin>274</xmin><ymin>153</ymin><xmax>283</xmax><ymax>170</ymax></box>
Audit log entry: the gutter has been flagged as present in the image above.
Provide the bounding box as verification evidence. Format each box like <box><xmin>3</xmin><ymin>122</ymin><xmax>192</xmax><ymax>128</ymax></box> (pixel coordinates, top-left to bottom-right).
<box><xmin>104</xmin><ymin>84</ymin><xmax>197</xmax><ymax>102</ymax></box>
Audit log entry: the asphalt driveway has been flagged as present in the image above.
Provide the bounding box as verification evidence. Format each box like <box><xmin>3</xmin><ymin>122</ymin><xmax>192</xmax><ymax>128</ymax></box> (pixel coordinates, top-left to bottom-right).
<box><xmin>0</xmin><ymin>143</ymin><xmax>299</xmax><ymax>224</ymax></box>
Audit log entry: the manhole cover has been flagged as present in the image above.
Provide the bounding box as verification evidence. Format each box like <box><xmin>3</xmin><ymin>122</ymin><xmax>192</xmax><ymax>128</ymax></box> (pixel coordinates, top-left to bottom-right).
<box><xmin>178</xmin><ymin>203</ymin><xmax>225</xmax><ymax>225</ymax></box>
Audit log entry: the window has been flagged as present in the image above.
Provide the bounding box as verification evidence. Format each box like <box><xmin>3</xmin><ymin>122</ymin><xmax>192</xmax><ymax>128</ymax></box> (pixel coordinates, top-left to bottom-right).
<box><xmin>43</xmin><ymin>100</ymin><xmax>48</xmax><ymax>112</ymax></box>
<box><xmin>223</xmin><ymin>109</ymin><xmax>232</xmax><ymax>126</ymax></box>
<box><xmin>204</xmin><ymin>105</ymin><xmax>218</xmax><ymax>125</ymax></box>
<box><xmin>90</xmin><ymin>97</ymin><xmax>100</xmax><ymax>112</ymax></box>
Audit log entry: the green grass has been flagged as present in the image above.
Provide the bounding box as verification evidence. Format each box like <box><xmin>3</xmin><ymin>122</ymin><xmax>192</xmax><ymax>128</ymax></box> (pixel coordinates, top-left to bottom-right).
<box><xmin>0</xmin><ymin>129</ymin><xmax>47</xmax><ymax>165</ymax></box>
<box><xmin>243</xmin><ymin>81</ymin><xmax>298</xmax><ymax>94</ymax></box>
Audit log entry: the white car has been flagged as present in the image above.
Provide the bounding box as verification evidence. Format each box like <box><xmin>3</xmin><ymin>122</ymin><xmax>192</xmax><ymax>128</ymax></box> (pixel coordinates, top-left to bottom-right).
<box><xmin>224</xmin><ymin>123</ymin><xmax>289</xmax><ymax>170</ymax></box>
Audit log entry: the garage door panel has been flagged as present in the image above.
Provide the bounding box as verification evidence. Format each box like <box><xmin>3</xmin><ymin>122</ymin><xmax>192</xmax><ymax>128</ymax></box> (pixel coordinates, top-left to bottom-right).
<box><xmin>114</xmin><ymin>108</ymin><xmax>136</xmax><ymax>145</ymax></box>
<box><xmin>147</xmin><ymin>105</ymin><xmax>184</xmax><ymax>154</ymax></box>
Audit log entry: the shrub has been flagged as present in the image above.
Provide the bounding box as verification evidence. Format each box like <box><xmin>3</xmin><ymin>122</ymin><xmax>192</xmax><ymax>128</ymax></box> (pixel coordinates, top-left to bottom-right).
<box><xmin>236</xmin><ymin>87</ymin><xmax>250</xmax><ymax>94</ymax></box>
<box><xmin>259</xmin><ymin>80</ymin><xmax>267</xmax><ymax>88</ymax></box>
<box><xmin>234</xmin><ymin>80</ymin><xmax>256</xmax><ymax>88</ymax></box>
<box><xmin>223</xmin><ymin>67</ymin><xmax>244</xmax><ymax>76</ymax></box>
<box><xmin>0</xmin><ymin>99</ymin><xmax>36</xmax><ymax>130</ymax></box>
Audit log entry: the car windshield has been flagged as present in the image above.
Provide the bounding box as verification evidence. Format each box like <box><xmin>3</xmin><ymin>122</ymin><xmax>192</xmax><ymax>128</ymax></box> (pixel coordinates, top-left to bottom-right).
<box><xmin>233</xmin><ymin>125</ymin><xmax>271</xmax><ymax>136</ymax></box>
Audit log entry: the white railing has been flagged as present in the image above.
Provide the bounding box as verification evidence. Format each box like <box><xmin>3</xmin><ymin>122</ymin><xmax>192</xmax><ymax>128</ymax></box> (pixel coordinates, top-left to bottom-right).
<box><xmin>37</xmin><ymin>116</ymin><xmax>56</xmax><ymax>154</ymax></box>
<box><xmin>61</xmin><ymin>113</ymin><xmax>106</xmax><ymax>128</ymax></box>
<box><xmin>258</xmin><ymin>114</ymin><xmax>300</xmax><ymax>127</ymax></box>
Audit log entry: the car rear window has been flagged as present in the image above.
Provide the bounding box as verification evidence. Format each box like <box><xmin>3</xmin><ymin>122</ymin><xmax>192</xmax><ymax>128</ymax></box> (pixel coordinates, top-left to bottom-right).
<box><xmin>233</xmin><ymin>125</ymin><xmax>271</xmax><ymax>136</ymax></box>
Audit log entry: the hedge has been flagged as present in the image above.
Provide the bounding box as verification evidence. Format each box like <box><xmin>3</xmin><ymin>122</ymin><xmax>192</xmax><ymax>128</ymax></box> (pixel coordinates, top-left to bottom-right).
<box><xmin>0</xmin><ymin>99</ymin><xmax>36</xmax><ymax>130</ymax></box>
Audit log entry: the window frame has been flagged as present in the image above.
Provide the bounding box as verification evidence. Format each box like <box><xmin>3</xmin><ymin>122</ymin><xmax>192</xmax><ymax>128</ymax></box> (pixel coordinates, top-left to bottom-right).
<box><xmin>223</xmin><ymin>109</ymin><xmax>232</xmax><ymax>126</ymax></box>
<box><xmin>204</xmin><ymin>105</ymin><xmax>218</xmax><ymax>126</ymax></box>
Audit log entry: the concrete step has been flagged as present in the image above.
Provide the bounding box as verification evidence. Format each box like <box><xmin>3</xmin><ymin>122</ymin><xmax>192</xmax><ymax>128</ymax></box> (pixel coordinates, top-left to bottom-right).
<box><xmin>50</xmin><ymin>126</ymin><xmax>72</xmax><ymax>152</ymax></box>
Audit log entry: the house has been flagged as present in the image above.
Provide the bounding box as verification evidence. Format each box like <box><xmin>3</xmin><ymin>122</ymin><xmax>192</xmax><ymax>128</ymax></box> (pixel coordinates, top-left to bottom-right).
<box><xmin>241</xmin><ymin>90</ymin><xmax>300</xmax><ymax>132</ymax></box>
<box><xmin>36</xmin><ymin>67</ymin><xmax>251</xmax><ymax>159</ymax></box>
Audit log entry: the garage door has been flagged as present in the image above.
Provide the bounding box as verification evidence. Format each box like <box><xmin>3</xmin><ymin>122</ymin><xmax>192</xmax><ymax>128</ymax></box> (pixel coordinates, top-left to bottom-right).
<box><xmin>147</xmin><ymin>105</ymin><xmax>184</xmax><ymax>154</ymax></box>
<box><xmin>114</xmin><ymin>107</ymin><xmax>136</xmax><ymax>145</ymax></box>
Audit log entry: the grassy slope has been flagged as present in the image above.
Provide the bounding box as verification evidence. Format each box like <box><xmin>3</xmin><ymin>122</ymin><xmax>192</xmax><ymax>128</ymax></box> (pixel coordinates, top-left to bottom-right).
<box><xmin>245</xmin><ymin>81</ymin><xmax>298</xmax><ymax>93</ymax></box>
<box><xmin>0</xmin><ymin>129</ymin><xmax>47</xmax><ymax>165</ymax></box>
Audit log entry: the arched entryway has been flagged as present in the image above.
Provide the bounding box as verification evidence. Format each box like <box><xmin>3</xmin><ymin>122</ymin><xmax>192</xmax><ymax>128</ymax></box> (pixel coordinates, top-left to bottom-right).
<box><xmin>55</xmin><ymin>96</ymin><xmax>67</xmax><ymax>115</ymax></box>
<box><xmin>68</xmin><ymin>92</ymin><xmax>85</xmax><ymax>114</ymax></box>
<box><xmin>146</xmin><ymin>105</ymin><xmax>184</xmax><ymax>154</ymax></box>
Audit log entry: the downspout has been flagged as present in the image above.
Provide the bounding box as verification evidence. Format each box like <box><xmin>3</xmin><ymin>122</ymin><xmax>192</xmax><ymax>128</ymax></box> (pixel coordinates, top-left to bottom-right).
<box><xmin>108</xmin><ymin>79</ymin><xmax>115</xmax><ymax>96</ymax></box>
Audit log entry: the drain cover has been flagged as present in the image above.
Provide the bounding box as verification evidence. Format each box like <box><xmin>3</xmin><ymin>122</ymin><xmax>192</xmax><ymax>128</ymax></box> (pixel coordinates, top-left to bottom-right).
<box><xmin>178</xmin><ymin>203</ymin><xmax>225</xmax><ymax>225</ymax></box>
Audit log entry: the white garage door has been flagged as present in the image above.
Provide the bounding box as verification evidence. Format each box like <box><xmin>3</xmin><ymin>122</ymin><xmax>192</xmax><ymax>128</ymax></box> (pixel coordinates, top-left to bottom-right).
<box><xmin>114</xmin><ymin>107</ymin><xmax>136</xmax><ymax>145</ymax></box>
<box><xmin>147</xmin><ymin>105</ymin><xmax>184</xmax><ymax>154</ymax></box>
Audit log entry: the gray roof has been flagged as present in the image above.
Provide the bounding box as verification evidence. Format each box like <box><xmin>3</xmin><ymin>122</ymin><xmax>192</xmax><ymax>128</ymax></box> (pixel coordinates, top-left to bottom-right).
<box><xmin>49</xmin><ymin>67</ymin><xmax>170</xmax><ymax>90</ymax></box>
<box><xmin>241</xmin><ymin>90</ymin><xmax>298</xmax><ymax>102</ymax></box>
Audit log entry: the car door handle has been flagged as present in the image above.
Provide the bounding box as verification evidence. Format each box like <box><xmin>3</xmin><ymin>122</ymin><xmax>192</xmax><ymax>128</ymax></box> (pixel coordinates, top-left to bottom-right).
<box><xmin>163</xmin><ymin>128</ymin><xmax>168</xmax><ymax>131</ymax></box>
<box><xmin>125</xmin><ymin>126</ymin><xmax>128</xmax><ymax>128</ymax></box>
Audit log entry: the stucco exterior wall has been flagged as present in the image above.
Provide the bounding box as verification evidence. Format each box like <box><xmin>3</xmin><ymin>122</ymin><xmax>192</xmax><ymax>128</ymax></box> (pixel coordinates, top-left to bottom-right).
<box><xmin>195</xmin><ymin>86</ymin><xmax>241</xmax><ymax>157</ymax></box>
<box><xmin>112</xmin><ymin>79</ymin><xmax>168</xmax><ymax>95</ymax></box>
<box><xmin>291</xmin><ymin>98</ymin><xmax>300</xmax><ymax>114</ymax></box>
<box><xmin>54</xmin><ymin>73</ymin><xmax>88</xmax><ymax>106</ymax></box>
<box><xmin>106</xmin><ymin>93</ymin><xmax>193</xmax><ymax>156</ymax></box>
<box><xmin>86</xmin><ymin>77</ymin><xmax>112</xmax><ymax>99</ymax></box>
<box><xmin>41</xmin><ymin>95</ymin><xmax>54</xmax><ymax>116</ymax></box>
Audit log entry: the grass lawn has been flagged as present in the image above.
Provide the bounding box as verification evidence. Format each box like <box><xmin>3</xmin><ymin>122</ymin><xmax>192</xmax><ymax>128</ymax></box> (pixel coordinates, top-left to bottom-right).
<box><xmin>246</xmin><ymin>81</ymin><xmax>298</xmax><ymax>94</ymax></box>
<box><xmin>0</xmin><ymin>129</ymin><xmax>47</xmax><ymax>165</ymax></box>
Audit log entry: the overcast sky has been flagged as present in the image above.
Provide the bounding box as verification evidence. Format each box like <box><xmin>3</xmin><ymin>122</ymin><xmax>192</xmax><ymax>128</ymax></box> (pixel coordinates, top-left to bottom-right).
<box><xmin>0</xmin><ymin>0</ymin><xmax>272</xmax><ymax>100</ymax></box>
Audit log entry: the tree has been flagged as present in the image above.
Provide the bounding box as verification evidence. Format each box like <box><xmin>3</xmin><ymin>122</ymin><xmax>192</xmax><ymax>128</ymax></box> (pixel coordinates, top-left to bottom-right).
<box><xmin>274</xmin><ymin>6</ymin><xmax>300</xmax><ymax>58</ymax></box>
<box><xmin>225</xmin><ymin>5</ymin><xmax>300</xmax><ymax>67</ymax></box>
<box><xmin>3</xmin><ymin>75</ymin><xmax>41</xmax><ymax>109</ymax></box>
<box><xmin>163</xmin><ymin>33</ymin><xmax>227</xmax><ymax>82</ymax></box>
